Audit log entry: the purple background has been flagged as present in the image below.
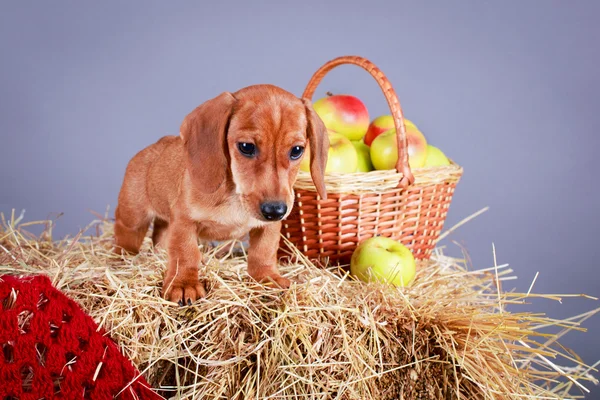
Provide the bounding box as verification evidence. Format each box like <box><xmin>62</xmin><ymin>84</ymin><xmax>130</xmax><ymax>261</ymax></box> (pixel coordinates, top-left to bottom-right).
<box><xmin>1</xmin><ymin>1</ymin><xmax>599</xmax><ymax>396</ymax></box>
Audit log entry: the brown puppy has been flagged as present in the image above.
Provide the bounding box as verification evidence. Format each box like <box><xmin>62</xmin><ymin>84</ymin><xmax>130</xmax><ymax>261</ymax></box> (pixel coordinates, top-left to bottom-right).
<box><xmin>113</xmin><ymin>84</ymin><xmax>329</xmax><ymax>305</ymax></box>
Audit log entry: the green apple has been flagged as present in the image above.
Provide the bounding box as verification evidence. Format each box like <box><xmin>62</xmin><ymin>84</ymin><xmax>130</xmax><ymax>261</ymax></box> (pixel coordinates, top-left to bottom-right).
<box><xmin>350</xmin><ymin>236</ymin><xmax>416</xmax><ymax>287</ymax></box>
<box><xmin>351</xmin><ymin>140</ymin><xmax>374</xmax><ymax>172</ymax></box>
<box><xmin>370</xmin><ymin>125</ymin><xmax>428</xmax><ymax>171</ymax></box>
<box><xmin>300</xmin><ymin>130</ymin><xmax>358</xmax><ymax>174</ymax></box>
<box><xmin>423</xmin><ymin>145</ymin><xmax>450</xmax><ymax>167</ymax></box>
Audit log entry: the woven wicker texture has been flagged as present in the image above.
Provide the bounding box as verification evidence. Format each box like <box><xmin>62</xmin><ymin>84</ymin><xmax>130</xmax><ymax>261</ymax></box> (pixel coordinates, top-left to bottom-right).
<box><xmin>279</xmin><ymin>55</ymin><xmax>464</xmax><ymax>263</ymax></box>
<box><xmin>0</xmin><ymin>274</ymin><xmax>161</xmax><ymax>400</ymax></box>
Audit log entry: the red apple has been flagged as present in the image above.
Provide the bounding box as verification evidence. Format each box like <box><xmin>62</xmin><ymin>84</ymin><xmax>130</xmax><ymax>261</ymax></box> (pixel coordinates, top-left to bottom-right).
<box><xmin>370</xmin><ymin>125</ymin><xmax>428</xmax><ymax>170</ymax></box>
<box><xmin>364</xmin><ymin>115</ymin><xmax>417</xmax><ymax>146</ymax></box>
<box><xmin>313</xmin><ymin>95</ymin><xmax>369</xmax><ymax>141</ymax></box>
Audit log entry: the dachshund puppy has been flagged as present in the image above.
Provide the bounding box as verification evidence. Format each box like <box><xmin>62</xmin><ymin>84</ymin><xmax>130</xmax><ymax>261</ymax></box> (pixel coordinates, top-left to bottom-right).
<box><xmin>113</xmin><ymin>85</ymin><xmax>329</xmax><ymax>305</ymax></box>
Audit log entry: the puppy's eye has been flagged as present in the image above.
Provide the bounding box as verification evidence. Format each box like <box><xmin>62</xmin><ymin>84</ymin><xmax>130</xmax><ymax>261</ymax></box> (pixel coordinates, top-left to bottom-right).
<box><xmin>238</xmin><ymin>142</ymin><xmax>257</xmax><ymax>157</ymax></box>
<box><xmin>289</xmin><ymin>146</ymin><xmax>304</xmax><ymax>160</ymax></box>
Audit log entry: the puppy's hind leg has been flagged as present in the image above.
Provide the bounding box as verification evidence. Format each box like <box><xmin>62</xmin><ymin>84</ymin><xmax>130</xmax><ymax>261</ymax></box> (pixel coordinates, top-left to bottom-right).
<box><xmin>114</xmin><ymin>158</ymin><xmax>153</xmax><ymax>255</ymax></box>
<box><xmin>114</xmin><ymin>202</ymin><xmax>152</xmax><ymax>255</ymax></box>
<box><xmin>152</xmin><ymin>218</ymin><xmax>169</xmax><ymax>248</ymax></box>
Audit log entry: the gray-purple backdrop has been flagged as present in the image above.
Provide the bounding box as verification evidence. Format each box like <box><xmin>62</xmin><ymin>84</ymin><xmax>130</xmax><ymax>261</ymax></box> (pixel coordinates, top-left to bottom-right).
<box><xmin>1</xmin><ymin>1</ymin><xmax>599</xmax><ymax>396</ymax></box>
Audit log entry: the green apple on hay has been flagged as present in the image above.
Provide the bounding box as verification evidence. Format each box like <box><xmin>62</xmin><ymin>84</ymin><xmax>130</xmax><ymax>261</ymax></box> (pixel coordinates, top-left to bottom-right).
<box><xmin>370</xmin><ymin>125</ymin><xmax>428</xmax><ymax>171</ymax></box>
<box><xmin>363</xmin><ymin>114</ymin><xmax>417</xmax><ymax>146</ymax></box>
<box><xmin>350</xmin><ymin>236</ymin><xmax>416</xmax><ymax>287</ymax></box>
<box><xmin>300</xmin><ymin>129</ymin><xmax>358</xmax><ymax>174</ymax></box>
<box><xmin>313</xmin><ymin>94</ymin><xmax>370</xmax><ymax>141</ymax></box>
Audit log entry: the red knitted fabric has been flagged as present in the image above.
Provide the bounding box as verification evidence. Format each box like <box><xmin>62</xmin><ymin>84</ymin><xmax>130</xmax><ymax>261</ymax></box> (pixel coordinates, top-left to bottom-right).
<box><xmin>0</xmin><ymin>274</ymin><xmax>162</xmax><ymax>400</ymax></box>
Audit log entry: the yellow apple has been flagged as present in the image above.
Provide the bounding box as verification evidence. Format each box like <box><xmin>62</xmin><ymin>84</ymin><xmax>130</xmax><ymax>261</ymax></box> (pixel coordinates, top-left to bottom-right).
<box><xmin>423</xmin><ymin>145</ymin><xmax>450</xmax><ymax>167</ymax></box>
<box><xmin>300</xmin><ymin>130</ymin><xmax>358</xmax><ymax>174</ymax></box>
<box><xmin>350</xmin><ymin>236</ymin><xmax>416</xmax><ymax>287</ymax></box>
<box><xmin>370</xmin><ymin>125</ymin><xmax>428</xmax><ymax>171</ymax></box>
<box><xmin>351</xmin><ymin>140</ymin><xmax>374</xmax><ymax>172</ymax></box>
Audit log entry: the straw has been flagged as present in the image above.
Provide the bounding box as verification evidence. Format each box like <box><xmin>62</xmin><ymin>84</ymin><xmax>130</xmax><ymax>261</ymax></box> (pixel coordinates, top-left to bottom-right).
<box><xmin>0</xmin><ymin>210</ymin><xmax>598</xmax><ymax>399</ymax></box>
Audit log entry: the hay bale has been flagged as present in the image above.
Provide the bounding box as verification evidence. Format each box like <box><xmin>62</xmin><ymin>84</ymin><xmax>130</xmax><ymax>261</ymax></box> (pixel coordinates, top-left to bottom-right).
<box><xmin>0</xmin><ymin>210</ymin><xmax>598</xmax><ymax>399</ymax></box>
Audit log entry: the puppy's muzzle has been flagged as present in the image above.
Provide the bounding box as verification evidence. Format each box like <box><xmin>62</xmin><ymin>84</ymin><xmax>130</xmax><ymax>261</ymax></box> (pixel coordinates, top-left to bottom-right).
<box><xmin>260</xmin><ymin>201</ymin><xmax>288</xmax><ymax>221</ymax></box>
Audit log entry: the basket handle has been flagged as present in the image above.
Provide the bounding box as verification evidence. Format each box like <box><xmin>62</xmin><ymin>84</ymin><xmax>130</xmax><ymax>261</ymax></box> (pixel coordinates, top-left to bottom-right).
<box><xmin>302</xmin><ymin>55</ymin><xmax>415</xmax><ymax>188</ymax></box>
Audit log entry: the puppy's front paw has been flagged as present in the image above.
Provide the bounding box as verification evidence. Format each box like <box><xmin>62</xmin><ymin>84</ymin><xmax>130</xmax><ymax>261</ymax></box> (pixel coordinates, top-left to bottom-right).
<box><xmin>162</xmin><ymin>274</ymin><xmax>207</xmax><ymax>306</ymax></box>
<box><xmin>259</xmin><ymin>275</ymin><xmax>291</xmax><ymax>289</ymax></box>
<box><xmin>112</xmin><ymin>245</ymin><xmax>138</xmax><ymax>258</ymax></box>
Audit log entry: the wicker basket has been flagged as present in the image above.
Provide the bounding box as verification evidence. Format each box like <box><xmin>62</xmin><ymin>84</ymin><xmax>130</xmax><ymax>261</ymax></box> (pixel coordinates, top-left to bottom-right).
<box><xmin>278</xmin><ymin>55</ymin><xmax>464</xmax><ymax>264</ymax></box>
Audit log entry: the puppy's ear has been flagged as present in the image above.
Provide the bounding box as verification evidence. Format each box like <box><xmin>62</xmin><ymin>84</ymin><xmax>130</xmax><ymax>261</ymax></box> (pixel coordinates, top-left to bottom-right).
<box><xmin>180</xmin><ymin>92</ymin><xmax>237</xmax><ymax>194</ymax></box>
<box><xmin>302</xmin><ymin>98</ymin><xmax>329</xmax><ymax>200</ymax></box>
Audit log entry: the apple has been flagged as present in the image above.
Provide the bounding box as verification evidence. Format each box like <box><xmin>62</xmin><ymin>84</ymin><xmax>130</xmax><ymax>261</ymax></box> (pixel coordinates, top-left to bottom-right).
<box><xmin>423</xmin><ymin>145</ymin><xmax>450</xmax><ymax>167</ymax></box>
<box><xmin>370</xmin><ymin>125</ymin><xmax>428</xmax><ymax>171</ymax></box>
<box><xmin>313</xmin><ymin>94</ymin><xmax>369</xmax><ymax>141</ymax></box>
<box><xmin>351</xmin><ymin>140</ymin><xmax>374</xmax><ymax>172</ymax></box>
<box><xmin>350</xmin><ymin>236</ymin><xmax>416</xmax><ymax>287</ymax></box>
<box><xmin>364</xmin><ymin>115</ymin><xmax>417</xmax><ymax>146</ymax></box>
<box><xmin>300</xmin><ymin>130</ymin><xmax>358</xmax><ymax>174</ymax></box>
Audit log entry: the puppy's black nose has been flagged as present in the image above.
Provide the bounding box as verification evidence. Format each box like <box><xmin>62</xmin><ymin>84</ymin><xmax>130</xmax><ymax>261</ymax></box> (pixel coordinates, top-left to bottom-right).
<box><xmin>260</xmin><ymin>201</ymin><xmax>288</xmax><ymax>221</ymax></box>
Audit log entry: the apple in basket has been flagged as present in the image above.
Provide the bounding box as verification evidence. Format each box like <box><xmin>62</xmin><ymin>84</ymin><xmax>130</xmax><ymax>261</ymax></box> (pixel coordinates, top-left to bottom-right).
<box><xmin>300</xmin><ymin>129</ymin><xmax>358</xmax><ymax>174</ymax></box>
<box><xmin>350</xmin><ymin>236</ymin><xmax>416</xmax><ymax>287</ymax></box>
<box><xmin>351</xmin><ymin>140</ymin><xmax>374</xmax><ymax>172</ymax></box>
<box><xmin>370</xmin><ymin>124</ymin><xmax>428</xmax><ymax>170</ymax></box>
<box><xmin>423</xmin><ymin>144</ymin><xmax>450</xmax><ymax>167</ymax></box>
<box><xmin>363</xmin><ymin>114</ymin><xmax>418</xmax><ymax>146</ymax></box>
<box><xmin>313</xmin><ymin>94</ymin><xmax>370</xmax><ymax>141</ymax></box>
